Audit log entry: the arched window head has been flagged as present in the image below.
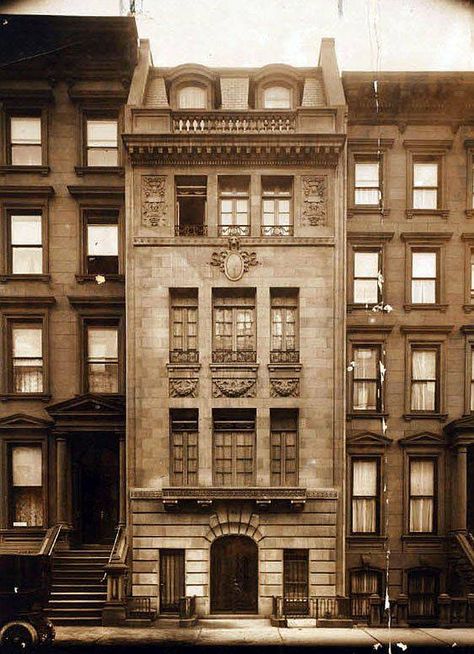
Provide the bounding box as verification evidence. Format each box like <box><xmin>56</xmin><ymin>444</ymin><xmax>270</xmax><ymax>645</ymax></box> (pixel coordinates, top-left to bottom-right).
<box><xmin>178</xmin><ymin>85</ymin><xmax>207</xmax><ymax>109</ymax></box>
<box><xmin>263</xmin><ymin>85</ymin><xmax>291</xmax><ymax>109</ymax></box>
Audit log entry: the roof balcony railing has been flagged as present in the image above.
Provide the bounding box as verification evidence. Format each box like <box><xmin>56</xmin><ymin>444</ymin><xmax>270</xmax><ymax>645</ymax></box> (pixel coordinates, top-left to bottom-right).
<box><xmin>172</xmin><ymin>111</ymin><xmax>297</xmax><ymax>134</ymax></box>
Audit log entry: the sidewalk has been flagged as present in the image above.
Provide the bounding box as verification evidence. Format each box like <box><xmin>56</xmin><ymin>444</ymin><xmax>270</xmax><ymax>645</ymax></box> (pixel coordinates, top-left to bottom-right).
<box><xmin>54</xmin><ymin>618</ymin><xmax>474</xmax><ymax>648</ymax></box>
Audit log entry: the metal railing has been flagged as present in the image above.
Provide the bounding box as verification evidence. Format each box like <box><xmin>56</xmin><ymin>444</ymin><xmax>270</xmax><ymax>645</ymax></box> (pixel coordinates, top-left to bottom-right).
<box><xmin>270</xmin><ymin>350</ymin><xmax>300</xmax><ymax>364</ymax></box>
<box><xmin>126</xmin><ymin>597</ymin><xmax>153</xmax><ymax>619</ymax></box>
<box><xmin>212</xmin><ymin>349</ymin><xmax>257</xmax><ymax>363</ymax></box>
<box><xmin>218</xmin><ymin>225</ymin><xmax>251</xmax><ymax>237</ymax></box>
<box><xmin>172</xmin><ymin>112</ymin><xmax>297</xmax><ymax>134</ymax></box>
<box><xmin>261</xmin><ymin>225</ymin><xmax>293</xmax><ymax>237</ymax></box>
<box><xmin>169</xmin><ymin>349</ymin><xmax>199</xmax><ymax>364</ymax></box>
<box><xmin>175</xmin><ymin>224</ymin><xmax>207</xmax><ymax>237</ymax></box>
<box><xmin>38</xmin><ymin>524</ymin><xmax>62</xmax><ymax>556</ymax></box>
<box><xmin>272</xmin><ymin>596</ymin><xmax>351</xmax><ymax>620</ymax></box>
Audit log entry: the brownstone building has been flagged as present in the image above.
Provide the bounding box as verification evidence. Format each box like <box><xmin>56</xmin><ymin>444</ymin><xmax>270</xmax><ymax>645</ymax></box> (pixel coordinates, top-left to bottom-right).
<box><xmin>343</xmin><ymin>71</ymin><xmax>474</xmax><ymax>624</ymax></box>
<box><xmin>0</xmin><ymin>14</ymin><xmax>137</xmax><ymax>624</ymax></box>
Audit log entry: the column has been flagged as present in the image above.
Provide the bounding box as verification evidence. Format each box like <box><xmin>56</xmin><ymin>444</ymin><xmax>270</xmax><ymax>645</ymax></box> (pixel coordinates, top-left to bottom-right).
<box><xmin>118</xmin><ymin>432</ymin><xmax>126</xmax><ymax>526</ymax></box>
<box><xmin>456</xmin><ymin>445</ymin><xmax>468</xmax><ymax>531</ymax></box>
<box><xmin>55</xmin><ymin>434</ymin><xmax>69</xmax><ymax>526</ymax></box>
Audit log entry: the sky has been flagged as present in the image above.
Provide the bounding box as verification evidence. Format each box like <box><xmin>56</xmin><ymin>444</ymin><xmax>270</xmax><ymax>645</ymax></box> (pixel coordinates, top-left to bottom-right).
<box><xmin>1</xmin><ymin>0</ymin><xmax>473</xmax><ymax>71</ymax></box>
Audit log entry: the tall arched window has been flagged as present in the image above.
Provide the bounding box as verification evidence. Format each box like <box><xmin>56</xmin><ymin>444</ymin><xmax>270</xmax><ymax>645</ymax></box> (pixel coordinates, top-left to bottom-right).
<box><xmin>177</xmin><ymin>85</ymin><xmax>207</xmax><ymax>109</ymax></box>
<box><xmin>263</xmin><ymin>85</ymin><xmax>291</xmax><ymax>109</ymax></box>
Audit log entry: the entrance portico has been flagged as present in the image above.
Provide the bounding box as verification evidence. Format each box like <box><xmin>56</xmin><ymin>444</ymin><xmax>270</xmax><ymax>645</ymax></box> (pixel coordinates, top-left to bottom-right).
<box><xmin>445</xmin><ymin>416</ymin><xmax>474</xmax><ymax>533</ymax></box>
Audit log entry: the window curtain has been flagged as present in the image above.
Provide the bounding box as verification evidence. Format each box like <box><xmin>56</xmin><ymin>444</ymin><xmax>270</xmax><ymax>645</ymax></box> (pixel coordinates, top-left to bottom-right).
<box><xmin>410</xmin><ymin>459</ymin><xmax>434</xmax><ymax>533</ymax></box>
<box><xmin>353</xmin><ymin>348</ymin><xmax>377</xmax><ymax>410</ymax></box>
<box><xmin>352</xmin><ymin>459</ymin><xmax>377</xmax><ymax>533</ymax></box>
<box><xmin>411</xmin><ymin>350</ymin><xmax>436</xmax><ymax>411</ymax></box>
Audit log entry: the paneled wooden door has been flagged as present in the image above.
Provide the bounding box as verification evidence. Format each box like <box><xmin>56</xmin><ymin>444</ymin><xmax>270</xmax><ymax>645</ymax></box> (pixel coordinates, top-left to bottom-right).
<box><xmin>210</xmin><ymin>535</ymin><xmax>258</xmax><ymax>613</ymax></box>
<box><xmin>160</xmin><ymin>549</ymin><xmax>185</xmax><ymax>613</ymax></box>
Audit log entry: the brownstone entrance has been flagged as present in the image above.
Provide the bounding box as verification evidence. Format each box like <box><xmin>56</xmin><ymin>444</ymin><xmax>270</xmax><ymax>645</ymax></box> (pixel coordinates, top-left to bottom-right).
<box><xmin>210</xmin><ymin>535</ymin><xmax>258</xmax><ymax>613</ymax></box>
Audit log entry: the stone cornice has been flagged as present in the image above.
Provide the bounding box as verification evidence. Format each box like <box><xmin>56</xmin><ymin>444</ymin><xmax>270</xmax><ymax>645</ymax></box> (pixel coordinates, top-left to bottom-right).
<box><xmin>130</xmin><ymin>487</ymin><xmax>338</xmax><ymax>500</ymax></box>
<box><xmin>133</xmin><ymin>236</ymin><xmax>335</xmax><ymax>247</ymax></box>
<box><xmin>347</xmin><ymin>138</ymin><xmax>395</xmax><ymax>150</ymax></box>
<box><xmin>0</xmin><ymin>186</ymin><xmax>55</xmax><ymax>198</ymax></box>
<box><xmin>67</xmin><ymin>185</ymin><xmax>125</xmax><ymax>199</ymax></box>
<box><xmin>123</xmin><ymin>133</ymin><xmax>345</xmax><ymax>167</ymax></box>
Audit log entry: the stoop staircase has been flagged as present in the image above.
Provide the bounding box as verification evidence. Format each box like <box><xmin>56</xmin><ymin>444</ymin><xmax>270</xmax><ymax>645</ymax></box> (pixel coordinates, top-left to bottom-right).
<box><xmin>48</xmin><ymin>545</ymin><xmax>111</xmax><ymax>626</ymax></box>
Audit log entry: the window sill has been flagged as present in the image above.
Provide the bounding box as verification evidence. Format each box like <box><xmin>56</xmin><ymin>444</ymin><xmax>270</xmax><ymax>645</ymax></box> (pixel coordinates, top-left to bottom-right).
<box><xmin>348</xmin><ymin>206</ymin><xmax>390</xmax><ymax>218</ymax></box>
<box><xmin>210</xmin><ymin>362</ymin><xmax>259</xmax><ymax>372</ymax></box>
<box><xmin>0</xmin><ymin>393</ymin><xmax>51</xmax><ymax>402</ymax></box>
<box><xmin>465</xmin><ymin>209</ymin><xmax>474</xmax><ymax>218</ymax></box>
<box><xmin>75</xmin><ymin>166</ymin><xmax>124</xmax><ymax>176</ymax></box>
<box><xmin>347</xmin><ymin>535</ymin><xmax>387</xmax><ymax>547</ymax></box>
<box><xmin>403</xmin><ymin>412</ymin><xmax>448</xmax><ymax>422</ymax></box>
<box><xmin>75</xmin><ymin>274</ymin><xmax>125</xmax><ymax>284</ymax></box>
<box><xmin>401</xmin><ymin>533</ymin><xmax>443</xmax><ymax>542</ymax></box>
<box><xmin>463</xmin><ymin>304</ymin><xmax>474</xmax><ymax>313</ymax></box>
<box><xmin>0</xmin><ymin>274</ymin><xmax>51</xmax><ymax>283</ymax></box>
<box><xmin>167</xmin><ymin>362</ymin><xmax>201</xmax><ymax>372</ymax></box>
<box><xmin>404</xmin><ymin>303</ymin><xmax>448</xmax><ymax>312</ymax></box>
<box><xmin>0</xmin><ymin>165</ymin><xmax>50</xmax><ymax>175</ymax></box>
<box><xmin>406</xmin><ymin>209</ymin><xmax>449</xmax><ymax>219</ymax></box>
<box><xmin>347</xmin><ymin>303</ymin><xmax>381</xmax><ymax>313</ymax></box>
<box><xmin>268</xmin><ymin>362</ymin><xmax>302</xmax><ymax>373</ymax></box>
<box><xmin>347</xmin><ymin>412</ymin><xmax>388</xmax><ymax>420</ymax></box>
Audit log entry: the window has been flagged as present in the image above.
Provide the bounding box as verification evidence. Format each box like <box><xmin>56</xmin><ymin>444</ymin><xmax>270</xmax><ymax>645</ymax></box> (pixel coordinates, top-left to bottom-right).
<box><xmin>261</xmin><ymin>177</ymin><xmax>293</xmax><ymax>236</ymax></box>
<box><xmin>177</xmin><ymin>85</ymin><xmax>207</xmax><ymax>109</ymax></box>
<box><xmin>170</xmin><ymin>289</ymin><xmax>198</xmax><ymax>363</ymax></box>
<box><xmin>218</xmin><ymin>176</ymin><xmax>250</xmax><ymax>236</ymax></box>
<box><xmin>352</xmin><ymin>345</ymin><xmax>382</xmax><ymax>412</ymax></box>
<box><xmin>86</xmin><ymin>325</ymin><xmax>119</xmax><ymax>393</ymax></box>
<box><xmin>212</xmin><ymin>289</ymin><xmax>256</xmax><ymax>363</ymax></box>
<box><xmin>270</xmin><ymin>289</ymin><xmax>298</xmax><ymax>363</ymax></box>
<box><xmin>283</xmin><ymin>550</ymin><xmax>309</xmax><ymax>616</ymax></box>
<box><xmin>263</xmin><ymin>86</ymin><xmax>291</xmax><ymax>109</ymax></box>
<box><xmin>84</xmin><ymin>211</ymin><xmax>119</xmax><ymax>275</ymax></box>
<box><xmin>411</xmin><ymin>251</ymin><xmax>437</xmax><ymax>304</ymax></box>
<box><xmin>213</xmin><ymin>409</ymin><xmax>255</xmax><ymax>486</ymax></box>
<box><xmin>410</xmin><ymin>347</ymin><xmax>439</xmax><ymax>412</ymax></box>
<box><xmin>353</xmin><ymin>250</ymin><xmax>381</xmax><ymax>305</ymax></box>
<box><xmin>170</xmin><ymin>410</ymin><xmax>198</xmax><ymax>486</ymax></box>
<box><xmin>175</xmin><ymin>176</ymin><xmax>207</xmax><ymax>236</ymax></box>
<box><xmin>354</xmin><ymin>161</ymin><xmax>381</xmax><ymax>206</ymax></box>
<box><xmin>413</xmin><ymin>161</ymin><xmax>439</xmax><ymax>210</ymax></box>
<box><xmin>409</xmin><ymin>458</ymin><xmax>436</xmax><ymax>533</ymax></box>
<box><xmin>9</xmin><ymin>212</ymin><xmax>43</xmax><ymax>274</ymax></box>
<box><xmin>9</xmin><ymin>116</ymin><xmax>42</xmax><ymax>165</ymax></box>
<box><xmin>350</xmin><ymin>569</ymin><xmax>382</xmax><ymax>621</ymax></box>
<box><xmin>270</xmin><ymin>410</ymin><xmax>298</xmax><ymax>486</ymax></box>
<box><xmin>351</xmin><ymin>458</ymin><xmax>379</xmax><ymax>534</ymax></box>
<box><xmin>9</xmin><ymin>444</ymin><xmax>44</xmax><ymax>527</ymax></box>
<box><xmin>10</xmin><ymin>324</ymin><xmax>44</xmax><ymax>394</ymax></box>
<box><xmin>407</xmin><ymin>569</ymin><xmax>439</xmax><ymax>621</ymax></box>
<box><xmin>86</xmin><ymin>118</ymin><xmax>118</xmax><ymax>167</ymax></box>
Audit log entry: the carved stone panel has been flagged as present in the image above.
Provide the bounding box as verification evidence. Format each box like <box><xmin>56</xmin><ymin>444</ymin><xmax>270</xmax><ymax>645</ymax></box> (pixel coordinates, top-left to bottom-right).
<box><xmin>301</xmin><ymin>176</ymin><xmax>327</xmax><ymax>226</ymax></box>
<box><xmin>210</xmin><ymin>238</ymin><xmax>258</xmax><ymax>281</ymax></box>
<box><xmin>142</xmin><ymin>175</ymin><xmax>168</xmax><ymax>227</ymax></box>
<box><xmin>213</xmin><ymin>378</ymin><xmax>256</xmax><ymax>398</ymax></box>
<box><xmin>270</xmin><ymin>378</ymin><xmax>300</xmax><ymax>397</ymax></box>
<box><xmin>169</xmin><ymin>378</ymin><xmax>198</xmax><ymax>398</ymax></box>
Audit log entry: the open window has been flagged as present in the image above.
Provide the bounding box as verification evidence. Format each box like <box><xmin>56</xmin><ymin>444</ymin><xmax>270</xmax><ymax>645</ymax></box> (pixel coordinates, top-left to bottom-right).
<box><xmin>84</xmin><ymin>210</ymin><xmax>119</xmax><ymax>275</ymax></box>
<box><xmin>175</xmin><ymin>176</ymin><xmax>207</xmax><ymax>236</ymax></box>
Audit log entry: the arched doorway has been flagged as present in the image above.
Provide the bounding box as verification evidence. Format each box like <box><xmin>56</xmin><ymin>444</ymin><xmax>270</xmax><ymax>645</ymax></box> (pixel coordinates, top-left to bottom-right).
<box><xmin>210</xmin><ymin>535</ymin><xmax>258</xmax><ymax>613</ymax></box>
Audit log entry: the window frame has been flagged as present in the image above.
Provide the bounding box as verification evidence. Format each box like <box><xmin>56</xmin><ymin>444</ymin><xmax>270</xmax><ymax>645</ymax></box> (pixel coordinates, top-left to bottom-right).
<box><xmin>212</xmin><ymin>429</ymin><xmax>256</xmax><ymax>486</ymax></box>
<box><xmin>7</xmin><ymin>441</ymin><xmax>47</xmax><ymax>529</ymax></box>
<box><xmin>347</xmin><ymin>233</ymin><xmax>394</xmax><ymax>312</ymax></box>
<box><xmin>78</xmin><ymin>109</ymin><xmax>121</xmax><ymax>171</ymax></box>
<box><xmin>402</xmin><ymin>233</ymin><xmax>451</xmax><ymax>312</ymax></box>
<box><xmin>80</xmin><ymin>316</ymin><xmax>124</xmax><ymax>396</ymax></box>
<box><xmin>464</xmin><ymin>140</ymin><xmax>474</xmax><ymax>217</ymax></box>
<box><xmin>406</xmin><ymin>567</ymin><xmax>440</xmax><ymax>624</ymax></box>
<box><xmin>410</xmin><ymin>248</ymin><xmax>439</xmax><ymax>305</ymax></box>
<box><xmin>347</xmin><ymin>139</ymin><xmax>393</xmax><ymax>217</ymax></box>
<box><xmin>270</xmin><ymin>409</ymin><xmax>298</xmax><ymax>487</ymax></box>
<box><xmin>351</xmin><ymin>247</ymin><xmax>383</xmax><ymax>308</ymax></box>
<box><xmin>77</xmin><ymin>205</ymin><xmax>124</xmax><ymax>282</ymax></box>
<box><xmin>256</xmin><ymin>77</ymin><xmax>298</xmax><ymax>110</ymax></box>
<box><xmin>171</xmin><ymin>77</ymin><xmax>213</xmax><ymax>110</ymax></box>
<box><xmin>169</xmin><ymin>289</ymin><xmax>199</xmax><ymax>363</ymax></box>
<box><xmin>261</xmin><ymin>176</ymin><xmax>293</xmax><ymax>237</ymax></box>
<box><xmin>270</xmin><ymin>289</ymin><xmax>299</xmax><ymax>363</ymax></box>
<box><xmin>349</xmin><ymin>456</ymin><xmax>380</xmax><ymax>536</ymax></box>
<box><xmin>404</xmin><ymin>140</ymin><xmax>451</xmax><ymax>217</ymax></box>
<box><xmin>4</xmin><ymin>109</ymin><xmax>49</xmax><ymax>171</ymax></box>
<box><xmin>409</xmin><ymin>344</ymin><xmax>440</xmax><ymax>415</ymax></box>
<box><xmin>169</xmin><ymin>410</ymin><xmax>199</xmax><ymax>486</ymax></box>
<box><xmin>218</xmin><ymin>176</ymin><xmax>251</xmax><ymax>237</ymax></box>
<box><xmin>407</xmin><ymin>456</ymin><xmax>437</xmax><ymax>535</ymax></box>
<box><xmin>212</xmin><ymin>291</ymin><xmax>256</xmax><ymax>363</ymax></box>
<box><xmin>348</xmin><ymin>341</ymin><xmax>385</xmax><ymax>417</ymax></box>
<box><xmin>349</xmin><ymin>568</ymin><xmax>383</xmax><ymax>622</ymax></box>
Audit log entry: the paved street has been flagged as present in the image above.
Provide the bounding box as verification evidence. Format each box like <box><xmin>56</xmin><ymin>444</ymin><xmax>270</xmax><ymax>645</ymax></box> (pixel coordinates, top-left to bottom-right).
<box><xmin>52</xmin><ymin>619</ymin><xmax>474</xmax><ymax>651</ymax></box>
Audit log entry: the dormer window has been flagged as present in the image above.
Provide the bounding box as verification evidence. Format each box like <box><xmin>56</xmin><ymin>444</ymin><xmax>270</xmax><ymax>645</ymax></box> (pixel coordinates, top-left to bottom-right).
<box><xmin>178</xmin><ymin>86</ymin><xmax>207</xmax><ymax>109</ymax></box>
<box><xmin>263</xmin><ymin>86</ymin><xmax>291</xmax><ymax>109</ymax></box>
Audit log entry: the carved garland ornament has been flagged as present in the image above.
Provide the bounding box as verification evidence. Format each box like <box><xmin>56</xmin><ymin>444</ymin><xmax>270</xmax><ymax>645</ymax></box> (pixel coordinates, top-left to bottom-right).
<box><xmin>213</xmin><ymin>378</ymin><xmax>256</xmax><ymax>398</ymax></box>
<box><xmin>301</xmin><ymin>176</ymin><xmax>327</xmax><ymax>226</ymax></box>
<box><xmin>270</xmin><ymin>378</ymin><xmax>300</xmax><ymax>398</ymax></box>
<box><xmin>142</xmin><ymin>175</ymin><xmax>168</xmax><ymax>227</ymax></box>
<box><xmin>169</xmin><ymin>378</ymin><xmax>198</xmax><ymax>398</ymax></box>
<box><xmin>210</xmin><ymin>238</ymin><xmax>258</xmax><ymax>281</ymax></box>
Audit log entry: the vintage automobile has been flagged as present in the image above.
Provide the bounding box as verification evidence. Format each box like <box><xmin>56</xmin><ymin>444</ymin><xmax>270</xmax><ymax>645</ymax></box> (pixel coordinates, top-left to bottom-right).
<box><xmin>0</xmin><ymin>553</ymin><xmax>55</xmax><ymax>652</ymax></box>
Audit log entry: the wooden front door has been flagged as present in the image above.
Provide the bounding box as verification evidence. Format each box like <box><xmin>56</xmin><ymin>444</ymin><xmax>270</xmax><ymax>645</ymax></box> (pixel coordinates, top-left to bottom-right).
<box><xmin>210</xmin><ymin>535</ymin><xmax>258</xmax><ymax>613</ymax></box>
<box><xmin>160</xmin><ymin>549</ymin><xmax>185</xmax><ymax>613</ymax></box>
<box><xmin>283</xmin><ymin>549</ymin><xmax>309</xmax><ymax>615</ymax></box>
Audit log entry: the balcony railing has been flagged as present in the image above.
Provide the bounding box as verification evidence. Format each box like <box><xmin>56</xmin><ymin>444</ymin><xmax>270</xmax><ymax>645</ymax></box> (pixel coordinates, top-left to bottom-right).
<box><xmin>175</xmin><ymin>224</ymin><xmax>207</xmax><ymax>237</ymax></box>
<box><xmin>272</xmin><ymin>596</ymin><xmax>352</xmax><ymax>620</ymax></box>
<box><xmin>169</xmin><ymin>349</ymin><xmax>199</xmax><ymax>364</ymax></box>
<box><xmin>261</xmin><ymin>225</ymin><xmax>293</xmax><ymax>237</ymax></box>
<box><xmin>270</xmin><ymin>350</ymin><xmax>300</xmax><ymax>364</ymax></box>
<box><xmin>218</xmin><ymin>225</ymin><xmax>251</xmax><ymax>237</ymax></box>
<box><xmin>172</xmin><ymin>112</ymin><xmax>296</xmax><ymax>134</ymax></box>
<box><xmin>212</xmin><ymin>349</ymin><xmax>257</xmax><ymax>363</ymax></box>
